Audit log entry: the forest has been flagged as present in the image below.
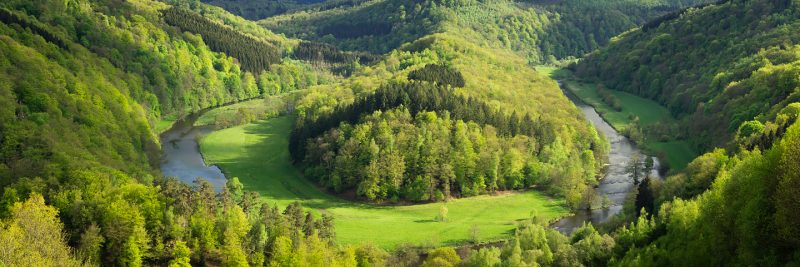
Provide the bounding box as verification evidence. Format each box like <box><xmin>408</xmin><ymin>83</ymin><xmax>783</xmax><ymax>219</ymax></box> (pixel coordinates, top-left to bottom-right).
<box><xmin>1</xmin><ymin>0</ymin><xmax>799</xmax><ymax>265</ymax></box>
<box><xmin>573</xmin><ymin>0</ymin><xmax>800</xmax><ymax>150</ymax></box>
<box><xmin>259</xmin><ymin>0</ymin><xmax>712</xmax><ymax>62</ymax></box>
<box><xmin>293</xmin><ymin>82</ymin><xmax>604</xmax><ymax>203</ymax></box>
<box><xmin>162</xmin><ymin>7</ymin><xmax>282</xmax><ymax>73</ymax></box>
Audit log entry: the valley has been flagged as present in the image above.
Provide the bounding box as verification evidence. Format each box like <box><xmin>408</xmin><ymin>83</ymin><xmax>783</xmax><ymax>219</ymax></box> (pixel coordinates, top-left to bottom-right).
<box><xmin>1</xmin><ymin>0</ymin><xmax>799</xmax><ymax>266</ymax></box>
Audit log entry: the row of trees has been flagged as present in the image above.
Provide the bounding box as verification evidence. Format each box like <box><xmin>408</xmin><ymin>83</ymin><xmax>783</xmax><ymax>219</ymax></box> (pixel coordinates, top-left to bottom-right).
<box><xmin>407</xmin><ymin>64</ymin><xmax>465</xmax><ymax>88</ymax></box>
<box><xmin>596</xmin><ymin>85</ymin><xmax>622</xmax><ymax>112</ymax></box>
<box><xmin>162</xmin><ymin>7</ymin><xmax>281</xmax><ymax>74</ymax></box>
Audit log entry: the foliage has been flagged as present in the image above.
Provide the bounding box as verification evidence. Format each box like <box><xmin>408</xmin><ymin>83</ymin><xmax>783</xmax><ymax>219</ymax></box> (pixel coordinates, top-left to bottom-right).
<box><xmin>293</xmin><ymin>41</ymin><xmax>381</xmax><ymax>65</ymax></box>
<box><xmin>615</xmin><ymin>119</ymin><xmax>800</xmax><ymax>266</ymax></box>
<box><xmin>407</xmin><ymin>63</ymin><xmax>465</xmax><ymax>88</ymax></box>
<box><xmin>295</xmin><ymin>82</ymin><xmax>604</xmax><ymax>203</ymax></box>
<box><xmin>0</xmin><ymin>194</ymin><xmax>85</xmax><ymax>267</ymax></box>
<box><xmin>260</xmin><ymin>0</ymin><xmax>710</xmax><ymax>61</ymax></box>
<box><xmin>162</xmin><ymin>7</ymin><xmax>281</xmax><ymax>73</ymax></box>
<box><xmin>574</xmin><ymin>0</ymin><xmax>800</xmax><ymax>151</ymax></box>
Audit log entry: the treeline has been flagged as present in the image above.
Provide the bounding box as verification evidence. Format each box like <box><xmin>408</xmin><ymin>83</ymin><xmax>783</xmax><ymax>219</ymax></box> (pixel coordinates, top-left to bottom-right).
<box><xmin>318</xmin><ymin>21</ymin><xmax>392</xmax><ymax>39</ymax></box>
<box><xmin>407</xmin><ymin>64</ymin><xmax>465</xmax><ymax>88</ymax></box>
<box><xmin>162</xmin><ymin>7</ymin><xmax>281</xmax><ymax>74</ymax></box>
<box><xmin>293</xmin><ymin>41</ymin><xmax>380</xmax><ymax>65</ymax></box>
<box><xmin>290</xmin><ymin>82</ymin><xmax>544</xmax><ymax>164</ymax></box>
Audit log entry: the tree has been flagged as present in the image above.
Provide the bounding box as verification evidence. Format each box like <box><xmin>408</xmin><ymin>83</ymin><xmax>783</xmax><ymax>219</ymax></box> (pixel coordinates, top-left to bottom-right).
<box><xmin>463</xmin><ymin>248</ymin><xmax>501</xmax><ymax>267</ymax></box>
<box><xmin>168</xmin><ymin>241</ymin><xmax>192</xmax><ymax>267</ymax></box>
<box><xmin>78</xmin><ymin>223</ymin><xmax>104</xmax><ymax>265</ymax></box>
<box><xmin>269</xmin><ymin>236</ymin><xmax>296</xmax><ymax>267</ymax></box>
<box><xmin>0</xmin><ymin>194</ymin><xmax>84</xmax><ymax>267</ymax></box>
<box><xmin>227</xmin><ymin>177</ymin><xmax>245</xmax><ymax>204</ymax></box>
<box><xmin>437</xmin><ymin>204</ymin><xmax>449</xmax><ymax>222</ymax></box>
<box><xmin>470</xmin><ymin>224</ymin><xmax>480</xmax><ymax>243</ymax></box>
<box><xmin>422</xmin><ymin>247</ymin><xmax>461</xmax><ymax>267</ymax></box>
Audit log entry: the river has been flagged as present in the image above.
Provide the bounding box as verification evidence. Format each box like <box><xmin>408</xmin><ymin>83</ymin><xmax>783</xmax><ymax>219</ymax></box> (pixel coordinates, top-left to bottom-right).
<box><xmin>159</xmin><ymin>111</ymin><xmax>227</xmax><ymax>190</ymax></box>
<box><xmin>159</xmin><ymin>83</ymin><xmax>659</xmax><ymax>233</ymax></box>
<box><xmin>551</xmin><ymin>82</ymin><xmax>661</xmax><ymax>234</ymax></box>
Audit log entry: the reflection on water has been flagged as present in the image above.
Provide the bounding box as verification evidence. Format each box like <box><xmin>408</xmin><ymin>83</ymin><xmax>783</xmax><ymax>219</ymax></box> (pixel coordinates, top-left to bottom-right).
<box><xmin>159</xmin><ymin>112</ymin><xmax>227</xmax><ymax>190</ymax></box>
<box><xmin>551</xmin><ymin>82</ymin><xmax>661</xmax><ymax>234</ymax></box>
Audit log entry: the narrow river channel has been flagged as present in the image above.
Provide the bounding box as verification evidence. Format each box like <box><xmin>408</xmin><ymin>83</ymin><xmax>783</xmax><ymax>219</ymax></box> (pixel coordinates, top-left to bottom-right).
<box><xmin>160</xmin><ymin>111</ymin><xmax>227</xmax><ymax>190</ymax></box>
<box><xmin>551</xmin><ymin>82</ymin><xmax>661</xmax><ymax>233</ymax></box>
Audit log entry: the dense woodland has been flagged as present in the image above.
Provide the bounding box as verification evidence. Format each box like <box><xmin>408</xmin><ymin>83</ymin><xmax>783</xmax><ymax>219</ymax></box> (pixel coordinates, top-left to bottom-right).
<box><xmin>407</xmin><ymin>64</ymin><xmax>465</xmax><ymax>88</ymax></box>
<box><xmin>574</xmin><ymin>0</ymin><xmax>800</xmax><ymax>150</ymax></box>
<box><xmin>162</xmin><ymin>7</ymin><xmax>281</xmax><ymax>73</ymax></box>
<box><xmin>259</xmin><ymin>0</ymin><xmax>711</xmax><ymax>62</ymax></box>
<box><xmin>199</xmin><ymin>0</ymin><xmax>335</xmax><ymax>20</ymax></box>
<box><xmin>294</xmin><ymin>82</ymin><xmax>605</xmax><ymax>203</ymax></box>
<box><xmin>570</xmin><ymin>0</ymin><xmax>800</xmax><ymax>264</ymax></box>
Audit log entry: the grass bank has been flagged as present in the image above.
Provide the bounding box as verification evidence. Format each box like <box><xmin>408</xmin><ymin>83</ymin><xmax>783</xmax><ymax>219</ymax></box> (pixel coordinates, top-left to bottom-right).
<box><xmin>200</xmin><ymin>116</ymin><xmax>569</xmax><ymax>249</ymax></box>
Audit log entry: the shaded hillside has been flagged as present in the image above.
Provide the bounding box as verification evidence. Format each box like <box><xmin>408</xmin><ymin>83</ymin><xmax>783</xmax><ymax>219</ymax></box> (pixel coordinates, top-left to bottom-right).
<box><xmin>260</xmin><ymin>0</ymin><xmax>711</xmax><ymax>61</ymax></box>
<box><xmin>574</xmin><ymin>0</ymin><xmax>800</xmax><ymax>150</ymax></box>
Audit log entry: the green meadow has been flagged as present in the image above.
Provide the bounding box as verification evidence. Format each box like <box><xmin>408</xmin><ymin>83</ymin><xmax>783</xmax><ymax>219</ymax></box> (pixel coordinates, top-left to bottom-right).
<box><xmin>199</xmin><ymin>116</ymin><xmax>569</xmax><ymax>249</ymax></box>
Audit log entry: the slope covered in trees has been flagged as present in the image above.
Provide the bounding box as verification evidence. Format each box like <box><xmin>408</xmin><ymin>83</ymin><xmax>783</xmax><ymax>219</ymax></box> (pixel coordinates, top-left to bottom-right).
<box><xmin>162</xmin><ymin>7</ymin><xmax>281</xmax><ymax>73</ymax></box>
<box><xmin>259</xmin><ymin>0</ymin><xmax>711</xmax><ymax>61</ymax></box>
<box><xmin>0</xmin><ymin>0</ymin><xmax>362</xmax><ymax>265</ymax></box>
<box><xmin>567</xmin><ymin>0</ymin><xmax>800</xmax><ymax>264</ymax></box>
<box><xmin>574</xmin><ymin>0</ymin><xmax>800</xmax><ymax>150</ymax></box>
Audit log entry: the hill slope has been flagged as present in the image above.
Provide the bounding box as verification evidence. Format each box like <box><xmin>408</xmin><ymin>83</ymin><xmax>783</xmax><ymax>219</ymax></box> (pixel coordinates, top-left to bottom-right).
<box><xmin>569</xmin><ymin>0</ymin><xmax>800</xmax><ymax>264</ymax></box>
<box><xmin>259</xmin><ymin>0</ymin><xmax>712</xmax><ymax>61</ymax></box>
<box><xmin>574</xmin><ymin>0</ymin><xmax>800</xmax><ymax>150</ymax></box>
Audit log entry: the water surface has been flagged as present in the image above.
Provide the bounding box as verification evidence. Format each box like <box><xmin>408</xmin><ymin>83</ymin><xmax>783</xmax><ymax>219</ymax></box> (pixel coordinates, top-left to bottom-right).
<box><xmin>551</xmin><ymin>82</ymin><xmax>661</xmax><ymax>233</ymax></box>
<box><xmin>160</xmin><ymin>112</ymin><xmax>227</xmax><ymax>190</ymax></box>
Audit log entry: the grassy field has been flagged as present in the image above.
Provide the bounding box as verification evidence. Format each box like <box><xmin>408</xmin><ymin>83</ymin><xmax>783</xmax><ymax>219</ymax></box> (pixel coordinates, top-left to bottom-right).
<box><xmin>537</xmin><ymin>66</ymin><xmax>697</xmax><ymax>170</ymax></box>
<box><xmin>200</xmin><ymin>116</ymin><xmax>569</xmax><ymax>249</ymax></box>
